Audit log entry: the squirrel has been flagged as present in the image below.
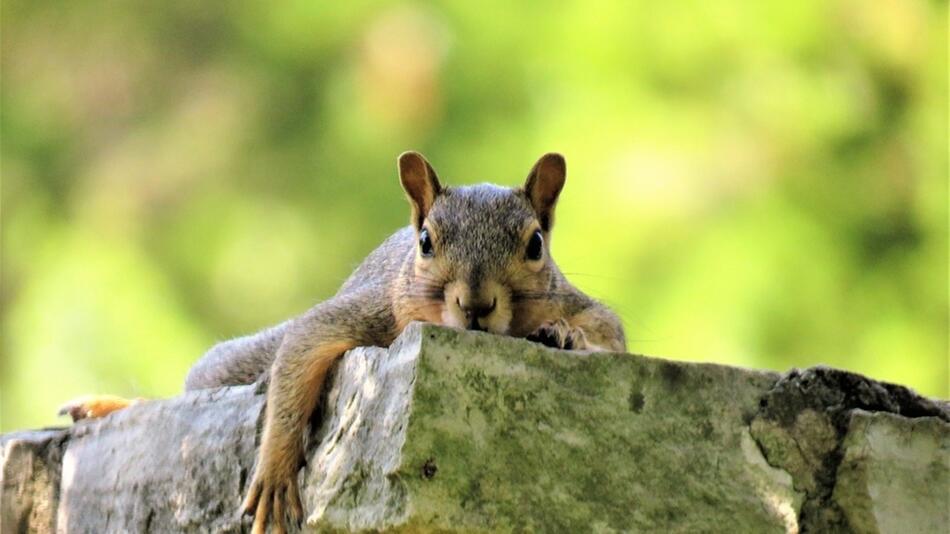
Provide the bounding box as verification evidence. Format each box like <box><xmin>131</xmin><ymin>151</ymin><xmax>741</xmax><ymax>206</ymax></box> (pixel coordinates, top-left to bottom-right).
<box><xmin>59</xmin><ymin>151</ymin><xmax>626</xmax><ymax>533</ymax></box>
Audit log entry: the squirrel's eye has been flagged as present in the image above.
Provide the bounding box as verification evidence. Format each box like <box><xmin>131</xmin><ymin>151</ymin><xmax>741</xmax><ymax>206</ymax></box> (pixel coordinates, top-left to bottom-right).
<box><xmin>526</xmin><ymin>230</ymin><xmax>543</xmax><ymax>261</ymax></box>
<box><xmin>419</xmin><ymin>228</ymin><xmax>434</xmax><ymax>257</ymax></box>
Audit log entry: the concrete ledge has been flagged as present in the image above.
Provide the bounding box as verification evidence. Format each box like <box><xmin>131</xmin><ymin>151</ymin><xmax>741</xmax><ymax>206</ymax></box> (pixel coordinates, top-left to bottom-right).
<box><xmin>2</xmin><ymin>323</ymin><xmax>947</xmax><ymax>533</ymax></box>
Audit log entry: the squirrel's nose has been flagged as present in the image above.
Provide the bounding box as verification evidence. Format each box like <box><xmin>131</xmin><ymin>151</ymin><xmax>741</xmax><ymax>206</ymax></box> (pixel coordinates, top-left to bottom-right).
<box><xmin>456</xmin><ymin>297</ymin><xmax>496</xmax><ymax>330</ymax></box>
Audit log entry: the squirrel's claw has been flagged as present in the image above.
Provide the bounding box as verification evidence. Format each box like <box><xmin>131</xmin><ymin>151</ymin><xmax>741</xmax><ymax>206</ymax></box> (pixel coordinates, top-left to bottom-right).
<box><xmin>251</xmin><ymin>486</ymin><xmax>271</xmax><ymax>534</ymax></box>
<box><xmin>58</xmin><ymin>402</ymin><xmax>85</xmax><ymax>422</ymax></box>
<box><xmin>242</xmin><ymin>467</ymin><xmax>303</xmax><ymax>534</ymax></box>
<box><xmin>287</xmin><ymin>479</ymin><xmax>304</xmax><ymax>526</ymax></box>
<box><xmin>527</xmin><ymin>325</ymin><xmax>563</xmax><ymax>349</ymax></box>
<box><xmin>527</xmin><ymin>319</ymin><xmax>588</xmax><ymax>350</ymax></box>
<box><xmin>241</xmin><ymin>479</ymin><xmax>261</xmax><ymax>517</ymax></box>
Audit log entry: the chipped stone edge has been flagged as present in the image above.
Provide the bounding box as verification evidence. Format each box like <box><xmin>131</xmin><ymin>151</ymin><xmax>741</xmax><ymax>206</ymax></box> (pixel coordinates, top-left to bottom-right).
<box><xmin>748</xmin><ymin>366</ymin><xmax>950</xmax><ymax>532</ymax></box>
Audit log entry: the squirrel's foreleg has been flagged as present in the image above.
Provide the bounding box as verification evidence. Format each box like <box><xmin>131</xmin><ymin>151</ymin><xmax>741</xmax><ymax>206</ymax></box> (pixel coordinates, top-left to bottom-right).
<box><xmin>241</xmin><ymin>296</ymin><xmax>380</xmax><ymax>533</ymax></box>
<box><xmin>243</xmin><ymin>338</ymin><xmax>353</xmax><ymax>532</ymax></box>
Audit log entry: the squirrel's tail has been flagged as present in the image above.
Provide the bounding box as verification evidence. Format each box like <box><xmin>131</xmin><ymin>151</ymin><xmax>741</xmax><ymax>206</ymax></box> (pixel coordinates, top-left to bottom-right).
<box><xmin>57</xmin><ymin>394</ymin><xmax>143</xmax><ymax>422</ymax></box>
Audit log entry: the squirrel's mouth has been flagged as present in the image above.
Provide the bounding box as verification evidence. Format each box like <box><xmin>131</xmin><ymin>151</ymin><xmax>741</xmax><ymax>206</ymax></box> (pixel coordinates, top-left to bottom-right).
<box><xmin>442</xmin><ymin>282</ymin><xmax>511</xmax><ymax>335</ymax></box>
<box><xmin>460</xmin><ymin>297</ymin><xmax>496</xmax><ymax>331</ymax></box>
<box><xmin>467</xmin><ymin>321</ymin><xmax>487</xmax><ymax>332</ymax></box>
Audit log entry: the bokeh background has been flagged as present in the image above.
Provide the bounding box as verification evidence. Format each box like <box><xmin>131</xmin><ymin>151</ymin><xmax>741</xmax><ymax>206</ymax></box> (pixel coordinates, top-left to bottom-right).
<box><xmin>2</xmin><ymin>1</ymin><xmax>947</xmax><ymax>431</ymax></box>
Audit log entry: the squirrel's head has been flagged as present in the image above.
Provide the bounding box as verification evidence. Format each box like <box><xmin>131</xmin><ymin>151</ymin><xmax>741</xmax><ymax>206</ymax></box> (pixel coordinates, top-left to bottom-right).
<box><xmin>398</xmin><ymin>151</ymin><xmax>567</xmax><ymax>337</ymax></box>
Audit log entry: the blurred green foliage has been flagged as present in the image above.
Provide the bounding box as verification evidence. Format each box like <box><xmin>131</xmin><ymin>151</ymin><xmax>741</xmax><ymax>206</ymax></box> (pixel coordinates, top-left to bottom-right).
<box><xmin>1</xmin><ymin>0</ymin><xmax>947</xmax><ymax>431</ymax></box>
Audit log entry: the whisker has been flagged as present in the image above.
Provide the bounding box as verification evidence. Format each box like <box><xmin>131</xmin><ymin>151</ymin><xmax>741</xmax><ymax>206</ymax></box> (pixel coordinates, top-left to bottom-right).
<box><xmin>559</xmin><ymin>272</ymin><xmax>633</xmax><ymax>283</ymax></box>
<box><xmin>406</xmin><ymin>283</ymin><xmax>445</xmax><ymax>298</ymax></box>
<box><xmin>408</xmin><ymin>272</ymin><xmax>448</xmax><ymax>283</ymax></box>
<box><xmin>399</xmin><ymin>300</ymin><xmax>446</xmax><ymax>322</ymax></box>
<box><xmin>510</xmin><ymin>291</ymin><xmax>581</xmax><ymax>302</ymax></box>
<box><xmin>409</xmin><ymin>292</ymin><xmax>444</xmax><ymax>302</ymax></box>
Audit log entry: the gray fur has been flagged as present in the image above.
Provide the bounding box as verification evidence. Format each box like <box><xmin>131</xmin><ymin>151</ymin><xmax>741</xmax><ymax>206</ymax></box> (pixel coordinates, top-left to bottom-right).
<box><xmin>66</xmin><ymin>155</ymin><xmax>627</xmax><ymax>534</ymax></box>
<box><xmin>184</xmin><ymin>182</ymin><xmax>624</xmax><ymax>392</ymax></box>
<box><xmin>207</xmin><ymin>156</ymin><xmax>627</xmax><ymax>534</ymax></box>
<box><xmin>184</xmin><ymin>321</ymin><xmax>290</xmax><ymax>390</ymax></box>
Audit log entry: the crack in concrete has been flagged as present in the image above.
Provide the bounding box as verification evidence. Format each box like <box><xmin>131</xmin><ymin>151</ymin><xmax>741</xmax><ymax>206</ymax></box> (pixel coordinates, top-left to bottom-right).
<box><xmin>749</xmin><ymin>366</ymin><xmax>949</xmax><ymax>533</ymax></box>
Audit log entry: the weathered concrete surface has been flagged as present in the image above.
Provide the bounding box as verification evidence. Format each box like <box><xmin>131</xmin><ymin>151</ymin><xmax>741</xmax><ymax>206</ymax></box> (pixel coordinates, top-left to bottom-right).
<box><xmin>833</xmin><ymin>411</ymin><xmax>949</xmax><ymax>533</ymax></box>
<box><xmin>750</xmin><ymin>367</ymin><xmax>950</xmax><ymax>532</ymax></box>
<box><xmin>0</xmin><ymin>429</ymin><xmax>65</xmax><ymax>533</ymax></box>
<box><xmin>1</xmin><ymin>323</ymin><xmax>947</xmax><ymax>533</ymax></box>
<box><xmin>58</xmin><ymin>386</ymin><xmax>262</xmax><ymax>532</ymax></box>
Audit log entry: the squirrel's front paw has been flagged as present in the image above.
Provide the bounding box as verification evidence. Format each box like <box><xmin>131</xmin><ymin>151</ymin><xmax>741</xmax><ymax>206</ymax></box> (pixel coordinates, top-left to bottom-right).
<box><xmin>242</xmin><ymin>462</ymin><xmax>303</xmax><ymax>534</ymax></box>
<box><xmin>527</xmin><ymin>319</ymin><xmax>589</xmax><ymax>350</ymax></box>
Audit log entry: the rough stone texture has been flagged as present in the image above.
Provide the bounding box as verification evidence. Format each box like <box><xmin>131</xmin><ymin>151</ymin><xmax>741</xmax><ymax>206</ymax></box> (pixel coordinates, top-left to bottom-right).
<box><xmin>1</xmin><ymin>323</ymin><xmax>947</xmax><ymax>533</ymax></box>
<box><xmin>56</xmin><ymin>386</ymin><xmax>263</xmax><ymax>533</ymax></box>
<box><xmin>1</xmin><ymin>429</ymin><xmax>65</xmax><ymax>533</ymax></box>
<box><xmin>750</xmin><ymin>367</ymin><xmax>950</xmax><ymax>532</ymax></box>
<box><xmin>391</xmin><ymin>327</ymin><xmax>795</xmax><ymax>533</ymax></box>
<box><xmin>833</xmin><ymin>411</ymin><xmax>949</xmax><ymax>534</ymax></box>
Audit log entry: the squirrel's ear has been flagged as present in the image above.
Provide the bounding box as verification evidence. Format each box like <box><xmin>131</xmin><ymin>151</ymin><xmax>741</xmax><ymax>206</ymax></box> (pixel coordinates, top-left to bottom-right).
<box><xmin>523</xmin><ymin>153</ymin><xmax>566</xmax><ymax>231</ymax></box>
<box><xmin>398</xmin><ymin>151</ymin><xmax>442</xmax><ymax>229</ymax></box>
